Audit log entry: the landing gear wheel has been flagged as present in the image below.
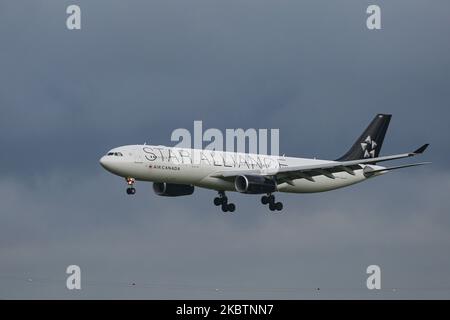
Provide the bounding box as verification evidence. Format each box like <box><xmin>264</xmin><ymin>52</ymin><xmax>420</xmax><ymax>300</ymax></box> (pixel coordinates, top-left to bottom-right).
<box><xmin>263</xmin><ymin>193</ymin><xmax>282</xmax><ymax>212</ymax></box>
<box><xmin>216</xmin><ymin>191</ymin><xmax>234</xmax><ymax>212</ymax></box>
<box><xmin>261</xmin><ymin>195</ymin><xmax>269</xmax><ymax>205</ymax></box>
<box><xmin>275</xmin><ymin>202</ymin><xmax>283</xmax><ymax>211</ymax></box>
<box><xmin>214</xmin><ymin>197</ymin><xmax>222</xmax><ymax>206</ymax></box>
<box><xmin>125</xmin><ymin>178</ymin><xmax>136</xmax><ymax>195</ymax></box>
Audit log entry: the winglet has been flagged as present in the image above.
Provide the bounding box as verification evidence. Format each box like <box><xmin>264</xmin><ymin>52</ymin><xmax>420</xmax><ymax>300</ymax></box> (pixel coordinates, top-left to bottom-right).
<box><xmin>413</xmin><ymin>144</ymin><xmax>429</xmax><ymax>154</ymax></box>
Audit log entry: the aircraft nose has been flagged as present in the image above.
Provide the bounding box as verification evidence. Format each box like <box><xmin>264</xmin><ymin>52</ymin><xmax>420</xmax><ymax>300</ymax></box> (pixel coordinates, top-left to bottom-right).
<box><xmin>99</xmin><ymin>156</ymin><xmax>110</xmax><ymax>169</ymax></box>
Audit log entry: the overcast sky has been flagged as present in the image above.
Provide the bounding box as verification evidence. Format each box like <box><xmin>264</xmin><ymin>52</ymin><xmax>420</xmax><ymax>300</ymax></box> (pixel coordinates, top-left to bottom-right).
<box><xmin>1</xmin><ymin>0</ymin><xmax>449</xmax><ymax>299</ymax></box>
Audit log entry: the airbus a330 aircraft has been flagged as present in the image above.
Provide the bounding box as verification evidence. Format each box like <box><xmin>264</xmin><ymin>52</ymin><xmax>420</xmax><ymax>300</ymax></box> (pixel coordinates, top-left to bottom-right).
<box><xmin>100</xmin><ymin>114</ymin><xmax>429</xmax><ymax>213</ymax></box>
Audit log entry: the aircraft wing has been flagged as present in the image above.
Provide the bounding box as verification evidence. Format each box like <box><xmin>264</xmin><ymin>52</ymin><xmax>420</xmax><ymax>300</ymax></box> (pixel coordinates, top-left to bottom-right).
<box><xmin>211</xmin><ymin>144</ymin><xmax>429</xmax><ymax>184</ymax></box>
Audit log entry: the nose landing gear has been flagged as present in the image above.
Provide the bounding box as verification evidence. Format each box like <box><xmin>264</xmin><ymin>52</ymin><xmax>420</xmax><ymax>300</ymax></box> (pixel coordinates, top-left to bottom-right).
<box><xmin>213</xmin><ymin>191</ymin><xmax>236</xmax><ymax>213</ymax></box>
<box><xmin>126</xmin><ymin>178</ymin><xmax>136</xmax><ymax>195</ymax></box>
<box><xmin>261</xmin><ymin>194</ymin><xmax>283</xmax><ymax>212</ymax></box>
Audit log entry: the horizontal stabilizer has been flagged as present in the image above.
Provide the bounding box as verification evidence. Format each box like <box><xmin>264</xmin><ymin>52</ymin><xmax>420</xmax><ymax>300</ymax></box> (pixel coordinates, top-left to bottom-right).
<box><xmin>365</xmin><ymin>162</ymin><xmax>431</xmax><ymax>176</ymax></box>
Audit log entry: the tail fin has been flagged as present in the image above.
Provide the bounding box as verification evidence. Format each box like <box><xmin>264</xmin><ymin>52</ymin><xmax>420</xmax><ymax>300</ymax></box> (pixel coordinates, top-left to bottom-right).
<box><xmin>336</xmin><ymin>114</ymin><xmax>392</xmax><ymax>161</ymax></box>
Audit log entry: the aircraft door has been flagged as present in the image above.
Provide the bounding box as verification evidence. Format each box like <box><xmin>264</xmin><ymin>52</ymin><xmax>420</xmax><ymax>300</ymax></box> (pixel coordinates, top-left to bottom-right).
<box><xmin>134</xmin><ymin>149</ymin><xmax>144</xmax><ymax>163</ymax></box>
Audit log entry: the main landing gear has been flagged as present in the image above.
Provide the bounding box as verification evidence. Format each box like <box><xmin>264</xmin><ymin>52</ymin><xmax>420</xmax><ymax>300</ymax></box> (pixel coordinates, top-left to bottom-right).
<box><xmin>126</xmin><ymin>177</ymin><xmax>136</xmax><ymax>195</ymax></box>
<box><xmin>261</xmin><ymin>194</ymin><xmax>283</xmax><ymax>212</ymax></box>
<box><xmin>213</xmin><ymin>191</ymin><xmax>236</xmax><ymax>213</ymax></box>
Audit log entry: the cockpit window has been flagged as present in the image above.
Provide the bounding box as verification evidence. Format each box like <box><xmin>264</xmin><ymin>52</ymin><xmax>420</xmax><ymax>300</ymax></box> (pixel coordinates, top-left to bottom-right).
<box><xmin>107</xmin><ymin>152</ymin><xmax>123</xmax><ymax>156</ymax></box>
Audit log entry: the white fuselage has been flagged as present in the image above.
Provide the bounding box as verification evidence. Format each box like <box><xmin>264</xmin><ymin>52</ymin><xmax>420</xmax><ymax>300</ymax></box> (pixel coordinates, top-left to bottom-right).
<box><xmin>99</xmin><ymin>145</ymin><xmax>386</xmax><ymax>193</ymax></box>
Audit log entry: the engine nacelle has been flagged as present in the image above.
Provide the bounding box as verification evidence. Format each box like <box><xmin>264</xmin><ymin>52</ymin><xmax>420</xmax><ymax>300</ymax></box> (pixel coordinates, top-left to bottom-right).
<box><xmin>153</xmin><ymin>182</ymin><xmax>194</xmax><ymax>197</ymax></box>
<box><xmin>234</xmin><ymin>175</ymin><xmax>277</xmax><ymax>194</ymax></box>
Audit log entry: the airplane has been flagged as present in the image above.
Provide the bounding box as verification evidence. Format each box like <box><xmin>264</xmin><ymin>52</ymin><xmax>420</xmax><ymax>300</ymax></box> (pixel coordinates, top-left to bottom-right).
<box><xmin>99</xmin><ymin>114</ymin><xmax>430</xmax><ymax>213</ymax></box>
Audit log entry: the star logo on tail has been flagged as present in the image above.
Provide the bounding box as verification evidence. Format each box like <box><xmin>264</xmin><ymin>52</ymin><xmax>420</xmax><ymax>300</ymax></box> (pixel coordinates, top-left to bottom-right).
<box><xmin>361</xmin><ymin>135</ymin><xmax>377</xmax><ymax>158</ymax></box>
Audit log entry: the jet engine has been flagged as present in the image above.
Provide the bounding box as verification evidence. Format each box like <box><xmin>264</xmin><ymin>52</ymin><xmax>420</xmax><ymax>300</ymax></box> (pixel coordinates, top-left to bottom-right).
<box><xmin>234</xmin><ymin>175</ymin><xmax>277</xmax><ymax>194</ymax></box>
<box><xmin>153</xmin><ymin>182</ymin><xmax>194</xmax><ymax>197</ymax></box>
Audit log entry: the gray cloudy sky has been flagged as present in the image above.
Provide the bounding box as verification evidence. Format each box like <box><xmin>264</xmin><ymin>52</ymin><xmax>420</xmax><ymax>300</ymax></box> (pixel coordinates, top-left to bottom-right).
<box><xmin>1</xmin><ymin>0</ymin><xmax>449</xmax><ymax>299</ymax></box>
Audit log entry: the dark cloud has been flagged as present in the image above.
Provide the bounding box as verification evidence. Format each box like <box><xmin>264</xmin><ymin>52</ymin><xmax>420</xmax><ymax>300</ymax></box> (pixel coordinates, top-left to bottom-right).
<box><xmin>0</xmin><ymin>0</ymin><xmax>449</xmax><ymax>298</ymax></box>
